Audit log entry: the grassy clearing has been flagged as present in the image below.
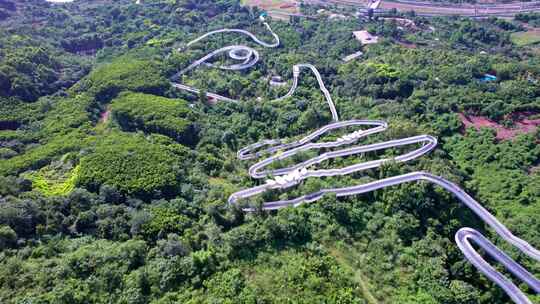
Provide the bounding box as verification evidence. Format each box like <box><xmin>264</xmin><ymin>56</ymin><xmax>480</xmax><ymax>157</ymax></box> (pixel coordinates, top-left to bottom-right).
<box><xmin>24</xmin><ymin>162</ymin><xmax>80</xmax><ymax>196</ymax></box>
<box><xmin>511</xmin><ymin>30</ymin><xmax>540</xmax><ymax>46</ymax></box>
<box><xmin>240</xmin><ymin>249</ymin><xmax>362</xmax><ymax>302</ymax></box>
<box><xmin>328</xmin><ymin>244</ymin><xmax>380</xmax><ymax>304</ymax></box>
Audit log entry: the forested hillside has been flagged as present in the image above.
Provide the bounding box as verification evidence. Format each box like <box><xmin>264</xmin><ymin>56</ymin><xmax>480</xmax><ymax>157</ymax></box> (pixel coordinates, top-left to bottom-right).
<box><xmin>0</xmin><ymin>0</ymin><xmax>539</xmax><ymax>303</ymax></box>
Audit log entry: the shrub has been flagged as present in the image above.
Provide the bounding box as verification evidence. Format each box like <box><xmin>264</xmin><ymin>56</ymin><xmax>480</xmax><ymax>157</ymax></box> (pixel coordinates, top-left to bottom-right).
<box><xmin>72</xmin><ymin>56</ymin><xmax>169</xmax><ymax>102</ymax></box>
<box><xmin>0</xmin><ymin>130</ymin><xmax>88</xmax><ymax>175</ymax></box>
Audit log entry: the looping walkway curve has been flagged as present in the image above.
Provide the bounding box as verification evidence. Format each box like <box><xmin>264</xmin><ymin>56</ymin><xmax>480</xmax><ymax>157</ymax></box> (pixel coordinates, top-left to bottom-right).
<box><xmin>171</xmin><ymin>21</ymin><xmax>339</xmax><ymax>117</ymax></box>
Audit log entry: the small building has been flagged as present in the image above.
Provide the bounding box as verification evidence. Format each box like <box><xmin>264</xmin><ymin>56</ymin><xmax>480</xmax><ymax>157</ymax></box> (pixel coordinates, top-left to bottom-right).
<box><xmin>369</xmin><ymin>0</ymin><xmax>381</xmax><ymax>9</ymax></box>
<box><xmin>329</xmin><ymin>13</ymin><xmax>347</xmax><ymax>20</ymax></box>
<box><xmin>353</xmin><ymin>30</ymin><xmax>379</xmax><ymax>45</ymax></box>
<box><xmin>480</xmin><ymin>74</ymin><xmax>497</xmax><ymax>82</ymax></box>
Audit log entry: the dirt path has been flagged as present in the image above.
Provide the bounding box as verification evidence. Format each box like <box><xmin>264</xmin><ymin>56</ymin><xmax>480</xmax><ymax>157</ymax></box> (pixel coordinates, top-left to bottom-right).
<box><xmin>98</xmin><ymin>106</ymin><xmax>111</xmax><ymax>124</ymax></box>
<box><xmin>329</xmin><ymin>245</ymin><xmax>380</xmax><ymax>304</ymax></box>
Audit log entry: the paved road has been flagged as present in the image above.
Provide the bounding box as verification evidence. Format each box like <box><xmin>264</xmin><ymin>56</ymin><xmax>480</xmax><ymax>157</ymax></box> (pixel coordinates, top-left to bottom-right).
<box><xmin>320</xmin><ymin>0</ymin><xmax>540</xmax><ymax>16</ymax></box>
<box><xmin>175</xmin><ymin>20</ymin><xmax>539</xmax><ymax>304</ymax></box>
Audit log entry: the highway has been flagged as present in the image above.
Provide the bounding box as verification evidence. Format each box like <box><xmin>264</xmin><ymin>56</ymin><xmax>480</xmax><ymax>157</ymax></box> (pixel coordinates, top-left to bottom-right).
<box><xmin>318</xmin><ymin>0</ymin><xmax>540</xmax><ymax>17</ymax></box>
<box><xmin>175</xmin><ymin>20</ymin><xmax>539</xmax><ymax>304</ymax></box>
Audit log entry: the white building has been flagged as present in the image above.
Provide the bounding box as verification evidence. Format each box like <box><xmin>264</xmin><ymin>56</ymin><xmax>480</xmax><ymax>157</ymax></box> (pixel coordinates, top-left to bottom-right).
<box><xmin>353</xmin><ymin>30</ymin><xmax>379</xmax><ymax>45</ymax></box>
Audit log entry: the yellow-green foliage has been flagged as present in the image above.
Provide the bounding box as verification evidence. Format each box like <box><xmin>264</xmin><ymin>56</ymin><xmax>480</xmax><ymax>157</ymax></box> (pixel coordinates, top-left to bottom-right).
<box><xmin>111</xmin><ymin>92</ymin><xmax>198</xmax><ymax>145</ymax></box>
<box><xmin>510</xmin><ymin>31</ymin><xmax>540</xmax><ymax>47</ymax></box>
<box><xmin>72</xmin><ymin>56</ymin><xmax>170</xmax><ymax>102</ymax></box>
<box><xmin>365</xmin><ymin>62</ymin><xmax>401</xmax><ymax>79</ymax></box>
<box><xmin>339</xmin><ymin>60</ymin><xmax>401</xmax><ymax>79</ymax></box>
<box><xmin>25</xmin><ymin>164</ymin><xmax>80</xmax><ymax>196</ymax></box>
<box><xmin>146</xmin><ymin>37</ymin><xmax>174</xmax><ymax>47</ymax></box>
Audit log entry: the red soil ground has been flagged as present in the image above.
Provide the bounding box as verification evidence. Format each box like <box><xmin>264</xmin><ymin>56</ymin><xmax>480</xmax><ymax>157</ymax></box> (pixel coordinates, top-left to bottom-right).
<box><xmin>99</xmin><ymin>108</ymin><xmax>111</xmax><ymax>124</ymax></box>
<box><xmin>280</xmin><ymin>3</ymin><xmax>296</xmax><ymax>8</ymax></box>
<box><xmin>458</xmin><ymin>112</ymin><xmax>540</xmax><ymax>140</ymax></box>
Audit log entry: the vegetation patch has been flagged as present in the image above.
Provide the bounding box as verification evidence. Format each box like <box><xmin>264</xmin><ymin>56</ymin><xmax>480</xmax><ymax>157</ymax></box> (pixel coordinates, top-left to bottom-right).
<box><xmin>0</xmin><ymin>130</ymin><xmax>89</xmax><ymax>175</ymax></box>
<box><xmin>0</xmin><ymin>98</ymin><xmax>42</xmax><ymax>128</ymax></box>
<box><xmin>111</xmin><ymin>92</ymin><xmax>199</xmax><ymax>145</ymax></box>
<box><xmin>239</xmin><ymin>249</ymin><xmax>360</xmax><ymax>302</ymax></box>
<box><xmin>1</xmin><ymin>1</ymin><xmax>540</xmax><ymax>303</ymax></box>
<box><xmin>0</xmin><ymin>45</ymin><xmax>86</xmax><ymax>102</ymax></box>
<box><xmin>38</xmin><ymin>95</ymin><xmax>96</xmax><ymax>136</ymax></box>
<box><xmin>24</xmin><ymin>160</ymin><xmax>80</xmax><ymax>196</ymax></box>
<box><xmin>77</xmin><ymin>132</ymin><xmax>189</xmax><ymax>198</ymax></box>
<box><xmin>72</xmin><ymin>56</ymin><xmax>170</xmax><ymax>102</ymax></box>
<box><xmin>511</xmin><ymin>30</ymin><xmax>540</xmax><ymax>46</ymax></box>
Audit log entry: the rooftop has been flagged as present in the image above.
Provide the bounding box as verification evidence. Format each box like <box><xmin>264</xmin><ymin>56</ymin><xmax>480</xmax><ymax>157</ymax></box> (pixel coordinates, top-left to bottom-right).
<box><xmin>353</xmin><ymin>30</ymin><xmax>379</xmax><ymax>45</ymax></box>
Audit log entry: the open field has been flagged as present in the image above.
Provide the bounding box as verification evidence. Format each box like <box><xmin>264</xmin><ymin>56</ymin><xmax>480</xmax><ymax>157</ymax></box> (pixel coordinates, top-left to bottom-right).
<box><xmin>511</xmin><ymin>29</ymin><xmax>540</xmax><ymax>46</ymax></box>
<box><xmin>241</xmin><ymin>0</ymin><xmax>299</xmax><ymax>19</ymax></box>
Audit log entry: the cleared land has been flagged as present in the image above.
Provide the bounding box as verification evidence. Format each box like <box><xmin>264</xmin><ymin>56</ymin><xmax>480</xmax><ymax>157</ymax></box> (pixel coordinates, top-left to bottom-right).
<box><xmin>459</xmin><ymin>112</ymin><xmax>540</xmax><ymax>140</ymax></box>
<box><xmin>241</xmin><ymin>0</ymin><xmax>299</xmax><ymax>19</ymax></box>
<box><xmin>511</xmin><ymin>29</ymin><xmax>540</xmax><ymax>46</ymax></box>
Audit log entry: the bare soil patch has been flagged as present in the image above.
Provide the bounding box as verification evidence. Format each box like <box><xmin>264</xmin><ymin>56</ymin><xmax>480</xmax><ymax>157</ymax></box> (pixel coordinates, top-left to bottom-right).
<box><xmin>242</xmin><ymin>0</ymin><xmax>299</xmax><ymax>15</ymax></box>
<box><xmin>458</xmin><ymin>112</ymin><xmax>540</xmax><ymax>140</ymax></box>
<box><xmin>99</xmin><ymin>107</ymin><xmax>111</xmax><ymax>124</ymax></box>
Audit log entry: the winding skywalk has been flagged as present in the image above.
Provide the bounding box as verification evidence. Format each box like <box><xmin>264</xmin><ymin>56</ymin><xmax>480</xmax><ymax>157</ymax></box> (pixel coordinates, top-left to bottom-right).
<box><xmin>171</xmin><ymin>21</ymin><xmax>338</xmax><ymax>110</ymax></box>
<box><xmin>175</xmin><ymin>20</ymin><xmax>540</xmax><ymax>304</ymax></box>
<box><xmin>170</xmin><ymin>20</ymin><xmax>279</xmax><ymax>102</ymax></box>
<box><xmin>229</xmin><ymin>115</ymin><xmax>540</xmax><ymax>304</ymax></box>
<box><xmin>273</xmin><ymin>63</ymin><xmax>339</xmax><ymax>122</ymax></box>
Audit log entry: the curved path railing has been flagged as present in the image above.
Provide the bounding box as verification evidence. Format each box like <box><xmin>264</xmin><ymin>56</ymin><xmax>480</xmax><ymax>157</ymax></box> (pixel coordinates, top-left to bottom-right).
<box><xmin>272</xmin><ymin>64</ymin><xmax>339</xmax><ymax>122</ymax></box>
<box><xmin>229</xmin><ymin>123</ymin><xmax>540</xmax><ymax>303</ymax></box>
<box><xmin>170</xmin><ymin>21</ymin><xmax>279</xmax><ymax>103</ymax></box>
<box><xmin>171</xmin><ymin>22</ymin><xmax>340</xmax><ymax>117</ymax></box>
<box><xmin>224</xmin><ymin>57</ymin><xmax>538</xmax><ymax>304</ymax></box>
<box><xmin>174</xmin><ymin>19</ymin><xmax>539</xmax><ymax>304</ymax></box>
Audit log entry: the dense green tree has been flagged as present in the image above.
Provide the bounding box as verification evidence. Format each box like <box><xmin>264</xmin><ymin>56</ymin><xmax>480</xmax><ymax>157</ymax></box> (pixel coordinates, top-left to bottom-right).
<box><xmin>0</xmin><ymin>1</ymin><xmax>538</xmax><ymax>303</ymax></box>
<box><xmin>111</xmin><ymin>92</ymin><xmax>199</xmax><ymax>145</ymax></box>
<box><xmin>77</xmin><ymin>132</ymin><xmax>189</xmax><ymax>198</ymax></box>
